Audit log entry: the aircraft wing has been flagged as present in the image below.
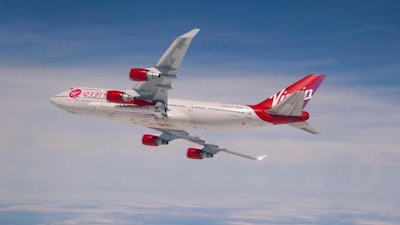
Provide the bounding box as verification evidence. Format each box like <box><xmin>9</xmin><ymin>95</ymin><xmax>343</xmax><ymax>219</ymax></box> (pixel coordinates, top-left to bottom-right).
<box><xmin>152</xmin><ymin>128</ymin><xmax>267</xmax><ymax>160</ymax></box>
<box><xmin>133</xmin><ymin>29</ymin><xmax>200</xmax><ymax>105</ymax></box>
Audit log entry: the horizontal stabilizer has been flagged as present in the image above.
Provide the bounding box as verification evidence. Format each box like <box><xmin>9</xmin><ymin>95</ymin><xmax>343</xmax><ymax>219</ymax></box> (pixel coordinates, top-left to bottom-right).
<box><xmin>288</xmin><ymin>121</ymin><xmax>320</xmax><ymax>134</ymax></box>
<box><xmin>266</xmin><ymin>91</ymin><xmax>304</xmax><ymax>116</ymax></box>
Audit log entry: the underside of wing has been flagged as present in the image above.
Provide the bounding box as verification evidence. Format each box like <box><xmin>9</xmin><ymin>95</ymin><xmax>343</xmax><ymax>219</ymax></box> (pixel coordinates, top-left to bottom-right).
<box><xmin>151</xmin><ymin>128</ymin><xmax>267</xmax><ymax>160</ymax></box>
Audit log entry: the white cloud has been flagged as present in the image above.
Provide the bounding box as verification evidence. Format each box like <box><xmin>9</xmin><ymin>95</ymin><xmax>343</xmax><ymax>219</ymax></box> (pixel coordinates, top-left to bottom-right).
<box><xmin>0</xmin><ymin>198</ymin><xmax>399</xmax><ymax>225</ymax></box>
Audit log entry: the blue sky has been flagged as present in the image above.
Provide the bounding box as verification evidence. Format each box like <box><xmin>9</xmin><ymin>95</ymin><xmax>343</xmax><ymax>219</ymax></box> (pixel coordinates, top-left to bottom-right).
<box><xmin>1</xmin><ymin>1</ymin><xmax>400</xmax><ymax>224</ymax></box>
<box><xmin>2</xmin><ymin>0</ymin><xmax>399</xmax><ymax>85</ymax></box>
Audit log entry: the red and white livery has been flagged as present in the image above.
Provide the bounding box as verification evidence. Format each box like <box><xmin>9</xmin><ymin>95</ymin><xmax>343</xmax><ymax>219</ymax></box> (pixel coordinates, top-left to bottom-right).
<box><xmin>51</xmin><ymin>29</ymin><xmax>326</xmax><ymax>160</ymax></box>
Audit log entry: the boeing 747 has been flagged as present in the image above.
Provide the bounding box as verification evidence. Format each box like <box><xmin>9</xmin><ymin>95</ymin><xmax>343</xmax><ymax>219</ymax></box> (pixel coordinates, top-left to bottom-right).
<box><xmin>50</xmin><ymin>29</ymin><xmax>325</xmax><ymax>160</ymax></box>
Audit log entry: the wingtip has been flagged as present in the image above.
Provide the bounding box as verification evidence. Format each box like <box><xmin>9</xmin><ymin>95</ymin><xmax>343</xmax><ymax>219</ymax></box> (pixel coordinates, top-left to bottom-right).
<box><xmin>181</xmin><ymin>28</ymin><xmax>200</xmax><ymax>38</ymax></box>
<box><xmin>256</xmin><ymin>154</ymin><xmax>268</xmax><ymax>161</ymax></box>
<box><xmin>222</xmin><ymin>149</ymin><xmax>268</xmax><ymax>161</ymax></box>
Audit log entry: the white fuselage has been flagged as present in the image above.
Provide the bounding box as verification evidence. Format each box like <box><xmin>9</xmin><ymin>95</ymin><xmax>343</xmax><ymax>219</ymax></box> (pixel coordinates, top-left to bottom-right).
<box><xmin>50</xmin><ymin>87</ymin><xmax>270</xmax><ymax>130</ymax></box>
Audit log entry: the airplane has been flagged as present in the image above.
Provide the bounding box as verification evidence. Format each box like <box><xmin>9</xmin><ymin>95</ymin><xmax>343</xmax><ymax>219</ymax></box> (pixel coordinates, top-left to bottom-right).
<box><xmin>50</xmin><ymin>29</ymin><xmax>326</xmax><ymax>161</ymax></box>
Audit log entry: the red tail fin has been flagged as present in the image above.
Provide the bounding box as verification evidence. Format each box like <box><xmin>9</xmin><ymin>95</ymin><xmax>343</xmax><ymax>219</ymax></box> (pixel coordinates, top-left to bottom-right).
<box><xmin>252</xmin><ymin>74</ymin><xmax>326</xmax><ymax>110</ymax></box>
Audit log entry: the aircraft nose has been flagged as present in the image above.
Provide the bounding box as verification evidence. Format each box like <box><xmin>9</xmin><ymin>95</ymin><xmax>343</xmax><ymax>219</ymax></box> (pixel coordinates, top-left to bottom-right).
<box><xmin>50</xmin><ymin>96</ymin><xmax>57</xmax><ymax>105</ymax></box>
<box><xmin>50</xmin><ymin>94</ymin><xmax>63</xmax><ymax>107</ymax></box>
<box><xmin>50</xmin><ymin>97</ymin><xmax>55</xmax><ymax>105</ymax></box>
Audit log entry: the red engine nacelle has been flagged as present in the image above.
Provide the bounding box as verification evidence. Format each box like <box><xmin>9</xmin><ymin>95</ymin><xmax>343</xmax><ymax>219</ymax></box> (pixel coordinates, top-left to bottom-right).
<box><xmin>129</xmin><ymin>68</ymin><xmax>160</xmax><ymax>81</ymax></box>
<box><xmin>187</xmin><ymin>148</ymin><xmax>213</xmax><ymax>160</ymax></box>
<box><xmin>142</xmin><ymin>134</ymin><xmax>168</xmax><ymax>146</ymax></box>
<box><xmin>106</xmin><ymin>90</ymin><xmax>155</xmax><ymax>106</ymax></box>
<box><xmin>106</xmin><ymin>90</ymin><xmax>135</xmax><ymax>104</ymax></box>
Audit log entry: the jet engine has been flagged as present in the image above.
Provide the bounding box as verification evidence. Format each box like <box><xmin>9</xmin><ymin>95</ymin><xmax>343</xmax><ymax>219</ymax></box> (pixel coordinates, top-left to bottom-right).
<box><xmin>106</xmin><ymin>90</ymin><xmax>155</xmax><ymax>106</ymax></box>
<box><xmin>106</xmin><ymin>90</ymin><xmax>135</xmax><ymax>104</ymax></box>
<box><xmin>186</xmin><ymin>148</ymin><xmax>213</xmax><ymax>160</ymax></box>
<box><xmin>129</xmin><ymin>68</ymin><xmax>160</xmax><ymax>81</ymax></box>
<box><xmin>142</xmin><ymin>134</ymin><xmax>169</xmax><ymax>146</ymax></box>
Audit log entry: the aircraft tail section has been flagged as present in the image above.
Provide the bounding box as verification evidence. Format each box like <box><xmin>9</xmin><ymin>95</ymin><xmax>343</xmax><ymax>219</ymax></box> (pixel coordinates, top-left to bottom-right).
<box><xmin>253</xmin><ymin>74</ymin><xmax>326</xmax><ymax>110</ymax></box>
<box><xmin>266</xmin><ymin>91</ymin><xmax>305</xmax><ymax>117</ymax></box>
<box><xmin>264</xmin><ymin>91</ymin><xmax>322</xmax><ymax>133</ymax></box>
<box><xmin>250</xmin><ymin>74</ymin><xmax>325</xmax><ymax>134</ymax></box>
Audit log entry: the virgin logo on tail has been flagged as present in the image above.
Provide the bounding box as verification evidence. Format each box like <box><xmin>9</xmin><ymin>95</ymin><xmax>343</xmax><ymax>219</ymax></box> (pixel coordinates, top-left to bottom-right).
<box><xmin>271</xmin><ymin>88</ymin><xmax>314</xmax><ymax>107</ymax></box>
